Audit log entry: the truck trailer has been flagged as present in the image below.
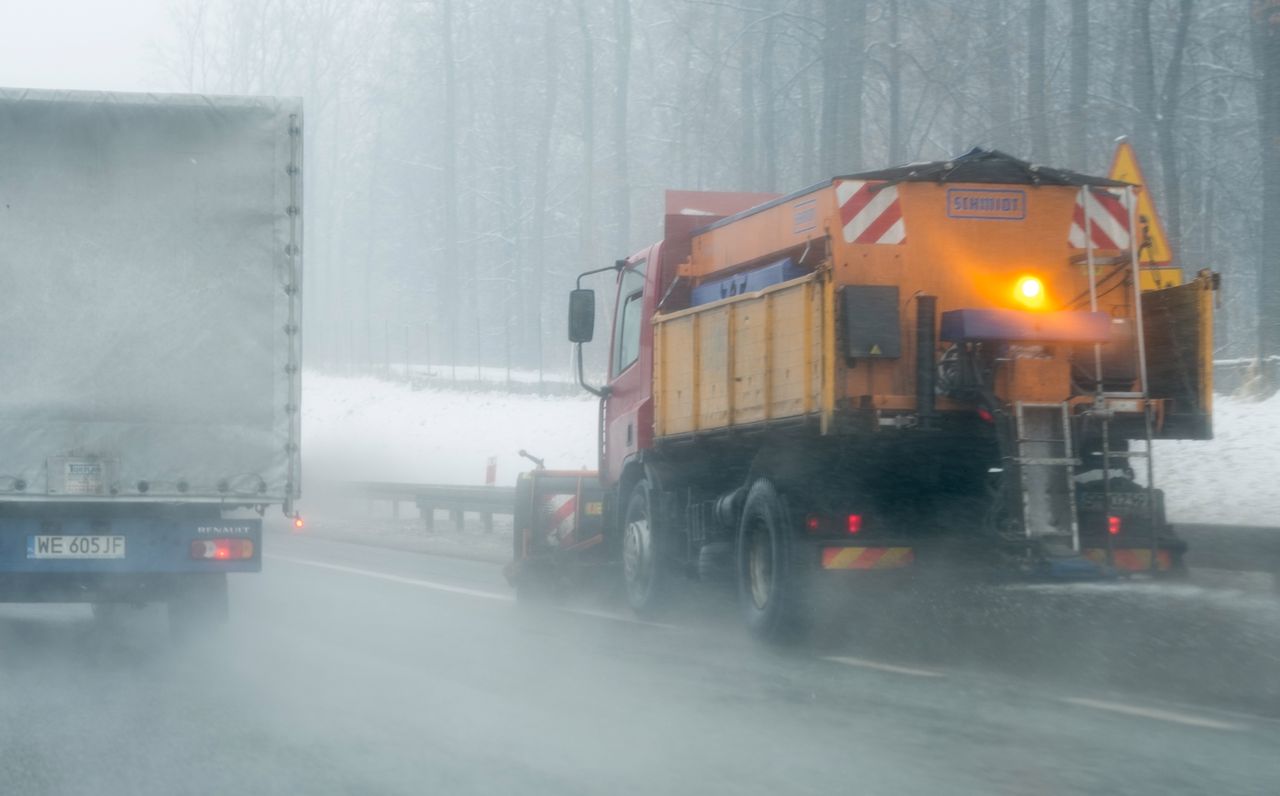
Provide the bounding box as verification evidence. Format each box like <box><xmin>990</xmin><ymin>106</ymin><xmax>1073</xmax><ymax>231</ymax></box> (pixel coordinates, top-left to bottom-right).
<box><xmin>511</xmin><ymin>149</ymin><xmax>1214</xmax><ymax>641</ymax></box>
<box><xmin>0</xmin><ymin>88</ymin><xmax>303</xmax><ymax>630</ymax></box>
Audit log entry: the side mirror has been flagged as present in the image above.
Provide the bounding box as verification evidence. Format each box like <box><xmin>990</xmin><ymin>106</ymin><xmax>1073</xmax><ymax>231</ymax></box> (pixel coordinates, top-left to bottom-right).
<box><xmin>568</xmin><ymin>289</ymin><xmax>596</xmax><ymax>343</ymax></box>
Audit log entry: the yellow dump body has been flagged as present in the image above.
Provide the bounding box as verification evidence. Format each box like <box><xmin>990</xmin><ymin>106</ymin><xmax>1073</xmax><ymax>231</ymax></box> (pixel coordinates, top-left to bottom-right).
<box><xmin>652</xmin><ymin>169</ymin><xmax>1212</xmax><ymax>440</ymax></box>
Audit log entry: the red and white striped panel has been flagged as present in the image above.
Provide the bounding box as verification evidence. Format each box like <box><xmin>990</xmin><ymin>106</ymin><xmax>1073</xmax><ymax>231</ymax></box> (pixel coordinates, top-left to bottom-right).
<box><xmin>1068</xmin><ymin>188</ymin><xmax>1131</xmax><ymax>251</ymax></box>
<box><xmin>836</xmin><ymin>180</ymin><xmax>906</xmax><ymax>245</ymax></box>
<box><xmin>540</xmin><ymin>493</ymin><xmax>577</xmax><ymax>547</ymax></box>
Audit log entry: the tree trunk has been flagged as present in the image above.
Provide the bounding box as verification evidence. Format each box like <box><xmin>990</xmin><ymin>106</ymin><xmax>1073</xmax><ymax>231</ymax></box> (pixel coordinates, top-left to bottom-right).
<box><xmin>843</xmin><ymin>0</ymin><xmax>867</xmax><ymax>171</ymax></box>
<box><xmin>985</xmin><ymin>0</ymin><xmax>1013</xmax><ymax>151</ymax></box>
<box><xmin>1068</xmin><ymin>0</ymin><xmax>1089</xmax><ymax>171</ymax></box>
<box><xmin>758</xmin><ymin>1</ymin><xmax>779</xmax><ymax>190</ymax></box>
<box><xmin>1253</xmin><ymin>0</ymin><xmax>1280</xmax><ymax>370</ymax></box>
<box><xmin>576</xmin><ymin>0</ymin><xmax>595</xmax><ymax>272</ymax></box>
<box><xmin>819</xmin><ymin>0</ymin><xmax>842</xmax><ymax>175</ymax></box>
<box><xmin>888</xmin><ymin>0</ymin><xmax>904</xmax><ymax>163</ymax></box>
<box><xmin>1131</xmin><ymin>0</ymin><xmax>1158</xmax><ymax>170</ymax></box>
<box><xmin>440</xmin><ymin>0</ymin><xmax>460</xmax><ymax>376</ymax></box>
<box><xmin>1156</xmin><ymin>0</ymin><xmax>1194</xmax><ymax>273</ymax></box>
<box><xmin>612</xmin><ymin>0</ymin><xmax>632</xmax><ymax>257</ymax></box>
<box><xmin>1027</xmin><ymin>0</ymin><xmax>1050</xmax><ymax>163</ymax></box>
<box><xmin>531</xmin><ymin>2</ymin><xmax>560</xmax><ymax>382</ymax></box>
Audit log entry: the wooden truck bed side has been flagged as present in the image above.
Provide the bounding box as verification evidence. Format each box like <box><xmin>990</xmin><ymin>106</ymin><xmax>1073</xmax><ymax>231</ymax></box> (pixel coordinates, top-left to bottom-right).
<box><xmin>653</xmin><ymin>272</ymin><xmax>831</xmax><ymax>437</ymax></box>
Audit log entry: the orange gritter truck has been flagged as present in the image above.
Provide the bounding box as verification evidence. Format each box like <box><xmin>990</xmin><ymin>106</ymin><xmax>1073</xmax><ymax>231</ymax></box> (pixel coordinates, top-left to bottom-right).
<box><xmin>510</xmin><ymin>149</ymin><xmax>1216</xmax><ymax>641</ymax></box>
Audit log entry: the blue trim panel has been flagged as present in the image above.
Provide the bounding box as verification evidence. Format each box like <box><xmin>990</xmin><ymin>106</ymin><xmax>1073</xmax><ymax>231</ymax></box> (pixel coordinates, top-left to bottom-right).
<box><xmin>940</xmin><ymin>309</ymin><xmax>1112</xmax><ymax>343</ymax></box>
<box><xmin>0</xmin><ymin>515</ymin><xmax>262</xmax><ymax>574</ymax></box>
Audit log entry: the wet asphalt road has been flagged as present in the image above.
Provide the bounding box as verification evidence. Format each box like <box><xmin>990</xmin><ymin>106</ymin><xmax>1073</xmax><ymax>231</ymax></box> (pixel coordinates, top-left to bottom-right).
<box><xmin>1</xmin><ymin>531</ymin><xmax>1278</xmax><ymax>795</ymax></box>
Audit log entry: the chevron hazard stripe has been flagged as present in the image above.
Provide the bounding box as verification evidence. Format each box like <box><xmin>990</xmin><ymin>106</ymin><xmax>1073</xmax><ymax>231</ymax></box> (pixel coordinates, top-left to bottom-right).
<box><xmin>1068</xmin><ymin>187</ymin><xmax>1131</xmax><ymax>251</ymax></box>
<box><xmin>836</xmin><ymin>180</ymin><xmax>906</xmax><ymax>245</ymax></box>
<box><xmin>540</xmin><ymin>493</ymin><xmax>578</xmax><ymax>547</ymax></box>
<box><xmin>1082</xmin><ymin>548</ymin><xmax>1173</xmax><ymax>572</ymax></box>
<box><xmin>821</xmin><ymin>547</ymin><xmax>914</xmax><ymax>570</ymax></box>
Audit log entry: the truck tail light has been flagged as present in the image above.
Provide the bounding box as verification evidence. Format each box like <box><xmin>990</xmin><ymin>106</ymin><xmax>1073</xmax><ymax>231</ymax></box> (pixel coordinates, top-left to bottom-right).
<box><xmin>191</xmin><ymin>538</ymin><xmax>255</xmax><ymax>560</ymax></box>
<box><xmin>805</xmin><ymin>514</ymin><xmax>866</xmax><ymax>536</ymax></box>
<box><xmin>1108</xmin><ymin>515</ymin><xmax>1121</xmax><ymax>536</ymax></box>
<box><xmin>292</xmin><ymin>513</ymin><xmax>305</xmax><ymax>531</ymax></box>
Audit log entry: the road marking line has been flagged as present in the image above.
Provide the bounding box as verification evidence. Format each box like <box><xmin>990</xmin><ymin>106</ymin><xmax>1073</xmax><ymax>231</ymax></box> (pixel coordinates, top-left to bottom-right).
<box><xmin>267</xmin><ymin>554</ymin><xmax>676</xmax><ymax>629</ymax></box>
<box><xmin>558</xmin><ymin>606</ymin><xmax>678</xmax><ymax>630</ymax></box>
<box><xmin>821</xmin><ymin>656</ymin><xmax>946</xmax><ymax>678</ymax></box>
<box><xmin>265</xmin><ymin>554</ymin><xmax>514</xmax><ymax>602</ymax></box>
<box><xmin>1059</xmin><ymin>697</ymin><xmax>1247</xmax><ymax>731</ymax></box>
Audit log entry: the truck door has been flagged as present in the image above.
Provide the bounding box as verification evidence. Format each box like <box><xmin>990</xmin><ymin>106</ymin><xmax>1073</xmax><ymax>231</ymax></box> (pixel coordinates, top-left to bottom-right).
<box><xmin>601</xmin><ymin>252</ymin><xmax>655</xmax><ymax>486</ymax></box>
<box><xmin>1142</xmin><ymin>273</ymin><xmax>1216</xmax><ymax>440</ymax></box>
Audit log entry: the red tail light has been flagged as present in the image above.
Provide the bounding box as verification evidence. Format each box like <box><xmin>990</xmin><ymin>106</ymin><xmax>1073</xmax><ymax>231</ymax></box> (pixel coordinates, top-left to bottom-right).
<box><xmin>846</xmin><ymin>514</ymin><xmax>863</xmax><ymax>534</ymax></box>
<box><xmin>191</xmin><ymin>538</ymin><xmax>255</xmax><ymax>560</ymax></box>
<box><xmin>1108</xmin><ymin>515</ymin><xmax>1122</xmax><ymax>535</ymax></box>
<box><xmin>805</xmin><ymin>515</ymin><xmax>821</xmax><ymax>533</ymax></box>
<box><xmin>977</xmin><ymin>408</ymin><xmax>994</xmax><ymax>424</ymax></box>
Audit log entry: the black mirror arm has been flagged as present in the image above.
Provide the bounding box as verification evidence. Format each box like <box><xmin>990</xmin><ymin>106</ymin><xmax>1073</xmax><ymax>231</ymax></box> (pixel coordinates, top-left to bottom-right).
<box><xmin>576</xmin><ymin>342</ymin><xmax>611</xmax><ymax>399</ymax></box>
<box><xmin>572</xmin><ymin>261</ymin><xmax>624</xmax><ymax>398</ymax></box>
<box><xmin>575</xmin><ymin>260</ymin><xmax>625</xmax><ymax>290</ymax></box>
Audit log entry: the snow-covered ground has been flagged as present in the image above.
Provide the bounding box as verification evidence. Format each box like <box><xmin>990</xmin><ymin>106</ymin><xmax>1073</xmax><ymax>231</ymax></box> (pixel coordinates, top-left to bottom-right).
<box><xmin>302</xmin><ymin>371</ymin><xmax>598</xmax><ymax>488</ymax></box>
<box><xmin>302</xmin><ymin>371</ymin><xmax>1280</xmax><ymax>526</ymax></box>
<box><xmin>1154</xmin><ymin>392</ymin><xmax>1280</xmax><ymax>526</ymax></box>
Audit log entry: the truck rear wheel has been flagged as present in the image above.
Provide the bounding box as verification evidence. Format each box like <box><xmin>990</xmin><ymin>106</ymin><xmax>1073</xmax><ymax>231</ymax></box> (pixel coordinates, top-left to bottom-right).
<box><xmin>737</xmin><ymin>479</ymin><xmax>809</xmax><ymax>643</ymax></box>
<box><xmin>621</xmin><ymin>479</ymin><xmax>669</xmax><ymax>617</ymax></box>
<box><xmin>167</xmin><ymin>573</ymin><xmax>229</xmax><ymax>640</ymax></box>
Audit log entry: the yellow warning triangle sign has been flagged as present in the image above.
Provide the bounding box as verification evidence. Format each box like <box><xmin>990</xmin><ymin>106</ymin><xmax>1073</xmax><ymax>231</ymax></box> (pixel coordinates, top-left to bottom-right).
<box><xmin>1107</xmin><ymin>140</ymin><xmax>1174</xmax><ymax>266</ymax></box>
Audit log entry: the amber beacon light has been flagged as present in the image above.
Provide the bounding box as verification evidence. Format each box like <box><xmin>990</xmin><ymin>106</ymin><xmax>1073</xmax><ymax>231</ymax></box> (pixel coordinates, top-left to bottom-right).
<box><xmin>1014</xmin><ymin>275</ymin><xmax>1046</xmax><ymax>310</ymax></box>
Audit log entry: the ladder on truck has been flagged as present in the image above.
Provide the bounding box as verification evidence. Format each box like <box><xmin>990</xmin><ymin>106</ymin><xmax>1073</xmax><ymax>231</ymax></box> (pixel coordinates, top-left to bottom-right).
<box><xmin>1080</xmin><ymin>185</ymin><xmax>1161</xmax><ymax>573</ymax></box>
<box><xmin>1011</xmin><ymin>401</ymin><xmax>1080</xmax><ymax>554</ymax></box>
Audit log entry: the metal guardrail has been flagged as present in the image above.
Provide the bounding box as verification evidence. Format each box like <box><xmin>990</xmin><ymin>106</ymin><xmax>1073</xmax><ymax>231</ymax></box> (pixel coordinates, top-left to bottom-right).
<box><xmin>335</xmin><ymin>481</ymin><xmax>516</xmax><ymax>532</ymax></box>
<box><xmin>333</xmin><ymin>482</ymin><xmax>1279</xmax><ymax>587</ymax></box>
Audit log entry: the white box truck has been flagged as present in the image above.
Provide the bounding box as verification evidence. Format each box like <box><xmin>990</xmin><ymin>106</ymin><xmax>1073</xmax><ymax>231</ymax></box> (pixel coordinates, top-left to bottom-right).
<box><xmin>0</xmin><ymin>88</ymin><xmax>302</xmax><ymax>628</ymax></box>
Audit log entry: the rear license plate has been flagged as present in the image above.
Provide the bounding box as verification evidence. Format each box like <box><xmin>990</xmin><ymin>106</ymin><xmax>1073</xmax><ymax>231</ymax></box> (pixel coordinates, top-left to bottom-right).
<box><xmin>27</xmin><ymin>535</ymin><xmax>126</xmax><ymax>559</ymax></box>
<box><xmin>1079</xmin><ymin>491</ymin><xmax>1152</xmax><ymax>510</ymax></box>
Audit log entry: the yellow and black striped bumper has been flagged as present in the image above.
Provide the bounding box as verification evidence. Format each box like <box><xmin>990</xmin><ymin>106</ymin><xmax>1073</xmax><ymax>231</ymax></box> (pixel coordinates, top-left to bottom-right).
<box><xmin>820</xmin><ymin>546</ymin><xmax>915</xmax><ymax>570</ymax></box>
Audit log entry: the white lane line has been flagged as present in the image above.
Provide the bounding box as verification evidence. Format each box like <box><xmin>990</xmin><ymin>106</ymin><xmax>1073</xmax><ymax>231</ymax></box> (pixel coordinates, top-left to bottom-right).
<box><xmin>267</xmin><ymin>554</ymin><xmax>673</xmax><ymax>628</ymax></box>
<box><xmin>821</xmin><ymin>656</ymin><xmax>946</xmax><ymax>678</ymax></box>
<box><xmin>1059</xmin><ymin>697</ymin><xmax>1247</xmax><ymax>732</ymax></box>
<box><xmin>266</xmin><ymin>554</ymin><xmax>514</xmax><ymax>602</ymax></box>
<box><xmin>558</xmin><ymin>606</ymin><xmax>678</xmax><ymax>630</ymax></box>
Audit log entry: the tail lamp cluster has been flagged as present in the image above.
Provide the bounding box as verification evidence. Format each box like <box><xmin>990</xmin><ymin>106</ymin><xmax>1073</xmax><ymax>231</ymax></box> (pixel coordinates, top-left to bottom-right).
<box><xmin>805</xmin><ymin>513</ymin><xmax>863</xmax><ymax>536</ymax></box>
<box><xmin>190</xmin><ymin>538</ymin><xmax>255</xmax><ymax>560</ymax></box>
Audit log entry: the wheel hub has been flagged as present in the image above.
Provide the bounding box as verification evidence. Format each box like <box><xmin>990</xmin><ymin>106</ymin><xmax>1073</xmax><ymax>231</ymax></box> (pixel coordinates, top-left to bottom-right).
<box><xmin>623</xmin><ymin>518</ymin><xmax>651</xmax><ymax>591</ymax></box>
<box><xmin>748</xmin><ymin>525</ymin><xmax>772</xmax><ymax>610</ymax></box>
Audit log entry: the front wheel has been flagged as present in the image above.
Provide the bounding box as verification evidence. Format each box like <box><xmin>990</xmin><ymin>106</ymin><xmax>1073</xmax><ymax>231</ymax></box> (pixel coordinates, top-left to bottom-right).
<box><xmin>621</xmin><ymin>479</ymin><xmax>669</xmax><ymax>617</ymax></box>
<box><xmin>737</xmin><ymin>479</ymin><xmax>809</xmax><ymax>643</ymax></box>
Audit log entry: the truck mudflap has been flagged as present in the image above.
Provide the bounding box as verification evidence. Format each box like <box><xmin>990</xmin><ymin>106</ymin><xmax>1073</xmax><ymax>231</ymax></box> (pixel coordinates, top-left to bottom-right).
<box><xmin>506</xmin><ymin>470</ymin><xmax>607</xmax><ymax>591</ymax></box>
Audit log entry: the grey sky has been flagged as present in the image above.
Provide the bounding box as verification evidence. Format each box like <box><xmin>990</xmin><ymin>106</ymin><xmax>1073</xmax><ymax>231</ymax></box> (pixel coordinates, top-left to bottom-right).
<box><xmin>0</xmin><ymin>1</ymin><xmax>168</xmax><ymax>92</ymax></box>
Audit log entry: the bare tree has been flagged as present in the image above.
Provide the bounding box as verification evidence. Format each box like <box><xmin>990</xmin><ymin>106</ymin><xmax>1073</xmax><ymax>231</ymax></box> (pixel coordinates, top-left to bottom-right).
<box><xmin>1068</xmin><ymin>0</ymin><xmax>1089</xmax><ymax>170</ymax></box>
<box><xmin>1027</xmin><ymin>0</ymin><xmax>1051</xmax><ymax>162</ymax></box>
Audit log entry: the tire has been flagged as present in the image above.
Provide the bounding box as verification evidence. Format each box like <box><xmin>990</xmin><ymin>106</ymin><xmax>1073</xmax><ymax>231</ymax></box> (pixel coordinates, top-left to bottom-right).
<box><xmin>737</xmin><ymin>478</ymin><xmax>809</xmax><ymax>644</ymax></box>
<box><xmin>620</xmin><ymin>479</ymin><xmax>669</xmax><ymax>617</ymax></box>
<box><xmin>167</xmin><ymin>573</ymin><xmax>229</xmax><ymax>641</ymax></box>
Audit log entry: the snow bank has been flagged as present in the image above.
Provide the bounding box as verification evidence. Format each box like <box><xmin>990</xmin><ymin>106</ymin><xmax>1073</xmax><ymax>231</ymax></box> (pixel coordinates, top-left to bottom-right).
<box><xmin>303</xmin><ymin>371</ymin><xmax>1280</xmax><ymax>525</ymax></box>
<box><xmin>1155</xmin><ymin>392</ymin><xmax>1280</xmax><ymax>526</ymax></box>
<box><xmin>302</xmin><ymin>372</ymin><xmax>598</xmax><ymax>488</ymax></box>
